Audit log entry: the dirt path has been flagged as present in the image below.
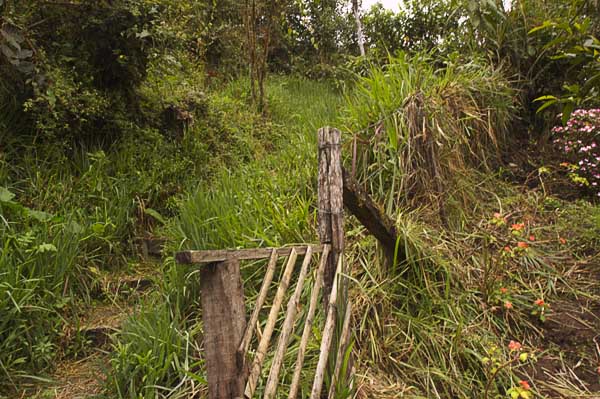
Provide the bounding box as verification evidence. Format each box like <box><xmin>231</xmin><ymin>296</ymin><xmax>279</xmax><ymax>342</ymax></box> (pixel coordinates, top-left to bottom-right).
<box><xmin>530</xmin><ymin>261</ymin><xmax>600</xmax><ymax>397</ymax></box>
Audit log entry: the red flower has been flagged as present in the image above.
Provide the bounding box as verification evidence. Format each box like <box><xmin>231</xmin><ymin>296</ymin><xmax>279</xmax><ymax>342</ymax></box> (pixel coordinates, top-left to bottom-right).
<box><xmin>534</xmin><ymin>299</ymin><xmax>545</xmax><ymax>306</ymax></box>
<box><xmin>529</xmin><ymin>235</ymin><xmax>536</xmax><ymax>241</ymax></box>
<box><xmin>517</xmin><ymin>241</ymin><xmax>529</xmax><ymax>249</ymax></box>
<box><xmin>511</xmin><ymin>223</ymin><xmax>525</xmax><ymax>231</ymax></box>
<box><xmin>504</xmin><ymin>246</ymin><xmax>512</xmax><ymax>253</ymax></box>
<box><xmin>519</xmin><ymin>380</ymin><xmax>531</xmax><ymax>390</ymax></box>
<box><xmin>504</xmin><ymin>301</ymin><xmax>513</xmax><ymax>310</ymax></box>
<box><xmin>508</xmin><ymin>340</ymin><xmax>522</xmax><ymax>351</ymax></box>
<box><xmin>559</xmin><ymin>237</ymin><xmax>567</xmax><ymax>245</ymax></box>
<box><xmin>500</xmin><ymin>287</ymin><xmax>508</xmax><ymax>294</ymax></box>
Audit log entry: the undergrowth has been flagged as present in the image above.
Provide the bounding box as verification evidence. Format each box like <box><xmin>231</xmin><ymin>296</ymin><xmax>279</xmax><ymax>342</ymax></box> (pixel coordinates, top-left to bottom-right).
<box><xmin>104</xmin><ymin>76</ymin><xmax>343</xmax><ymax>398</ymax></box>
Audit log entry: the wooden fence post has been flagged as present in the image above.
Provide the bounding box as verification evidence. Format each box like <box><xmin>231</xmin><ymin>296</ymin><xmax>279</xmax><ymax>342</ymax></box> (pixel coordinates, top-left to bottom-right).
<box><xmin>318</xmin><ymin>127</ymin><xmax>344</xmax><ymax>303</ymax></box>
<box><xmin>200</xmin><ymin>258</ymin><xmax>246</xmax><ymax>399</ymax></box>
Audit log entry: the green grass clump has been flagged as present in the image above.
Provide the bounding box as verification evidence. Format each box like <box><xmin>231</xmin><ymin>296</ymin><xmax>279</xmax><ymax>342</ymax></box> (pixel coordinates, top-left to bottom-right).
<box><xmin>107</xmin><ymin>302</ymin><xmax>204</xmax><ymax>399</ymax></box>
<box><xmin>344</xmin><ymin>52</ymin><xmax>515</xmax><ymax>222</ymax></box>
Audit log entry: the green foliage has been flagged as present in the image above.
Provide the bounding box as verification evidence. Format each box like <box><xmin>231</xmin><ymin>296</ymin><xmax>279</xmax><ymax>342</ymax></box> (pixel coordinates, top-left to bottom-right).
<box><xmin>106</xmin><ymin>77</ymin><xmax>341</xmax><ymax>398</ymax></box>
<box><xmin>531</xmin><ymin>18</ymin><xmax>600</xmax><ymax>118</ymax></box>
<box><xmin>363</xmin><ymin>0</ymin><xmax>465</xmax><ymax>56</ymax></box>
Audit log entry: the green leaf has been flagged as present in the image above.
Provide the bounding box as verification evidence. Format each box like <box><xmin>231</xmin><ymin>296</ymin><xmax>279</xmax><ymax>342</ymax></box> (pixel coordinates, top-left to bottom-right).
<box><xmin>36</xmin><ymin>243</ymin><xmax>57</xmax><ymax>253</ymax></box>
<box><xmin>66</xmin><ymin>221</ymin><xmax>84</xmax><ymax>234</ymax></box>
<box><xmin>535</xmin><ymin>99</ymin><xmax>557</xmax><ymax>114</ymax></box>
<box><xmin>0</xmin><ymin>187</ymin><xmax>15</xmax><ymax>202</ymax></box>
<box><xmin>144</xmin><ymin>208</ymin><xmax>167</xmax><ymax>225</ymax></box>
<box><xmin>26</xmin><ymin>209</ymin><xmax>53</xmax><ymax>222</ymax></box>
<box><xmin>91</xmin><ymin>222</ymin><xmax>107</xmax><ymax>235</ymax></box>
<box><xmin>528</xmin><ymin>20</ymin><xmax>554</xmax><ymax>35</ymax></box>
<box><xmin>533</xmin><ymin>95</ymin><xmax>558</xmax><ymax>102</ymax></box>
<box><xmin>562</xmin><ymin>102</ymin><xmax>575</xmax><ymax>125</ymax></box>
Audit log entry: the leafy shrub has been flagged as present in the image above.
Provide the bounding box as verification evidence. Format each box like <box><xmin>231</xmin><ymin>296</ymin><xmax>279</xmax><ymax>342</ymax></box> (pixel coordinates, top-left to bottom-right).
<box><xmin>1</xmin><ymin>1</ymin><xmax>154</xmax><ymax>142</ymax></box>
<box><xmin>552</xmin><ymin>108</ymin><xmax>600</xmax><ymax>197</ymax></box>
<box><xmin>532</xmin><ymin>20</ymin><xmax>600</xmax><ymax>120</ymax></box>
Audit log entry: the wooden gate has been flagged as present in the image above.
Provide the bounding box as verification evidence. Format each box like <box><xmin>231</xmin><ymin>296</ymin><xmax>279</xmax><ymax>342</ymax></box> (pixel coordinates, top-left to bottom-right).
<box><xmin>175</xmin><ymin>127</ymin><xmax>366</xmax><ymax>398</ymax></box>
<box><xmin>176</xmin><ymin>245</ymin><xmax>352</xmax><ymax>398</ymax></box>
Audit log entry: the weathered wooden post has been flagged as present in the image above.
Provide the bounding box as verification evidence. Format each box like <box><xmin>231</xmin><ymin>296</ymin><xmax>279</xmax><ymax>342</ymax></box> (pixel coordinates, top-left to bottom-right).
<box><xmin>318</xmin><ymin>127</ymin><xmax>345</xmax><ymax>302</ymax></box>
<box><xmin>177</xmin><ymin>255</ymin><xmax>246</xmax><ymax>399</ymax></box>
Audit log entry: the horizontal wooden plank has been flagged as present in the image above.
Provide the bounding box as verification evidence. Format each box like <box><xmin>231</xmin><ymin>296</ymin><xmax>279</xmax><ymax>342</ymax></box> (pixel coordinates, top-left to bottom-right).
<box><xmin>175</xmin><ymin>245</ymin><xmax>324</xmax><ymax>265</ymax></box>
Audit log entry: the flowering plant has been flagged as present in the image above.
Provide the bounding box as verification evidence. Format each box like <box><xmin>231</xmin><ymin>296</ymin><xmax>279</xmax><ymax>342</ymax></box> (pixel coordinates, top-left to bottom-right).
<box><xmin>481</xmin><ymin>341</ymin><xmax>534</xmax><ymax>399</ymax></box>
<box><xmin>552</xmin><ymin>109</ymin><xmax>600</xmax><ymax>197</ymax></box>
<box><xmin>531</xmin><ymin>298</ymin><xmax>550</xmax><ymax>322</ymax></box>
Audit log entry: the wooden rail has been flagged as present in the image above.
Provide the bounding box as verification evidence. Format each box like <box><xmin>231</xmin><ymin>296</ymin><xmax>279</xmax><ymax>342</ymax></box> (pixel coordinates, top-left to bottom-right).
<box><xmin>175</xmin><ymin>245</ymin><xmax>324</xmax><ymax>264</ymax></box>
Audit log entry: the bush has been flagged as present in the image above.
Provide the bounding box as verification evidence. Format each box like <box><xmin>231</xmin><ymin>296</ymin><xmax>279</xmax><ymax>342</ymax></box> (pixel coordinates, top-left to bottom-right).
<box><xmin>552</xmin><ymin>108</ymin><xmax>600</xmax><ymax>197</ymax></box>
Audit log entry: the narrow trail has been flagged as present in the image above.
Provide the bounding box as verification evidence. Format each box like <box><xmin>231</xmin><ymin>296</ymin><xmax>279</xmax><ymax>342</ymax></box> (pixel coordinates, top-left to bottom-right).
<box><xmin>23</xmin><ymin>257</ymin><xmax>161</xmax><ymax>399</ymax></box>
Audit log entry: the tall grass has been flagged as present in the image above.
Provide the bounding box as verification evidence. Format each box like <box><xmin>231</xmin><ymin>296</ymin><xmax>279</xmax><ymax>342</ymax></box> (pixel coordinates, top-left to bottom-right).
<box><xmin>344</xmin><ymin>52</ymin><xmax>515</xmax><ymax>223</ymax></box>
<box><xmin>0</xmin><ymin>192</ymin><xmax>84</xmax><ymax>388</ymax></box>
<box><xmin>106</xmin><ymin>76</ymin><xmax>344</xmax><ymax>398</ymax></box>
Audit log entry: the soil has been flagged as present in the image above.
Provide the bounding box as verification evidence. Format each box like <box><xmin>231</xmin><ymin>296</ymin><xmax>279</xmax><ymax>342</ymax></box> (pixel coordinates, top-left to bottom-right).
<box><xmin>528</xmin><ymin>270</ymin><xmax>600</xmax><ymax>398</ymax></box>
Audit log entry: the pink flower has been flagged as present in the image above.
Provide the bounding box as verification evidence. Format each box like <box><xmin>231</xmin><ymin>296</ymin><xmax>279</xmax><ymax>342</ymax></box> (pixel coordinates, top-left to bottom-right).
<box><xmin>534</xmin><ymin>299</ymin><xmax>544</xmax><ymax>306</ymax></box>
<box><xmin>511</xmin><ymin>223</ymin><xmax>525</xmax><ymax>231</ymax></box>
<box><xmin>508</xmin><ymin>340</ymin><xmax>521</xmax><ymax>351</ymax></box>
<box><xmin>519</xmin><ymin>380</ymin><xmax>531</xmax><ymax>390</ymax></box>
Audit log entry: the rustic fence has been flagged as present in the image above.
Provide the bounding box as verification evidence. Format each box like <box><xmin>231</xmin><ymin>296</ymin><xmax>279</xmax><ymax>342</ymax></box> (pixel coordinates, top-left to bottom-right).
<box><xmin>175</xmin><ymin>126</ymin><xmax>398</xmax><ymax>398</ymax></box>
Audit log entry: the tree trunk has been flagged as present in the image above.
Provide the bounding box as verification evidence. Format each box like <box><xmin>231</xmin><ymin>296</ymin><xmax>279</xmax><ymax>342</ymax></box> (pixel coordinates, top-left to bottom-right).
<box><xmin>352</xmin><ymin>0</ymin><xmax>366</xmax><ymax>56</ymax></box>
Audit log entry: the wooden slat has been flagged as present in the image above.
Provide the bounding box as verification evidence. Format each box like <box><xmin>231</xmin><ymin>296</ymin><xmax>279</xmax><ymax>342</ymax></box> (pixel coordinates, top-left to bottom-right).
<box><xmin>176</xmin><ymin>245</ymin><xmax>323</xmax><ymax>265</ymax></box>
<box><xmin>328</xmin><ymin>301</ymin><xmax>353</xmax><ymax>399</ymax></box>
<box><xmin>288</xmin><ymin>245</ymin><xmax>330</xmax><ymax>399</ymax></box>
<box><xmin>244</xmin><ymin>248</ymin><xmax>299</xmax><ymax>398</ymax></box>
<box><xmin>263</xmin><ymin>247</ymin><xmax>314</xmax><ymax>398</ymax></box>
<box><xmin>310</xmin><ymin>257</ymin><xmax>343</xmax><ymax>399</ymax></box>
<box><xmin>237</xmin><ymin>249</ymin><xmax>278</xmax><ymax>367</ymax></box>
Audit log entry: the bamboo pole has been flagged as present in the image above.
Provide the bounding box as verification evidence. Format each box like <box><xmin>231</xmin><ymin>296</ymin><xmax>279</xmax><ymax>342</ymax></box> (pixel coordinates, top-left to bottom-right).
<box><xmin>244</xmin><ymin>248</ymin><xmax>299</xmax><ymax>398</ymax></box>
<box><xmin>310</xmin><ymin>256</ymin><xmax>343</xmax><ymax>399</ymax></box>
<box><xmin>328</xmin><ymin>301</ymin><xmax>353</xmax><ymax>399</ymax></box>
<box><xmin>287</xmin><ymin>245</ymin><xmax>330</xmax><ymax>399</ymax></box>
<box><xmin>263</xmin><ymin>247</ymin><xmax>314</xmax><ymax>398</ymax></box>
<box><xmin>238</xmin><ymin>249</ymin><xmax>278</xmax><ymax>365</ymax></box>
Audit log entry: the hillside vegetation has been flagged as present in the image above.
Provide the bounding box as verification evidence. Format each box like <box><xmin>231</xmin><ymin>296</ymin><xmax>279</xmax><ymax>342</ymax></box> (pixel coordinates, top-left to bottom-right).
<box><xmin>1</xmin><ymin>1</ymin><xmax>600</xmax><ymax>398</ymax></box>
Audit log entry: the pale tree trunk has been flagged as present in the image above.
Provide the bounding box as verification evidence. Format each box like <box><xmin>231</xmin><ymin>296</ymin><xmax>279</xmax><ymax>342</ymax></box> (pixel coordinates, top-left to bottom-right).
<box><xmin>352</xmin><ymin>0</ymin><xmax>366</xmax><ymax>56</ymax></box>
